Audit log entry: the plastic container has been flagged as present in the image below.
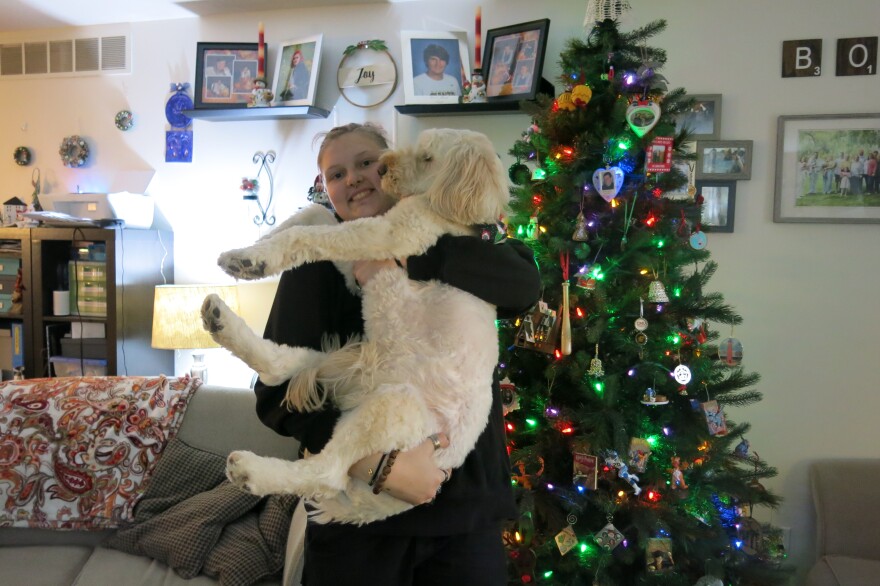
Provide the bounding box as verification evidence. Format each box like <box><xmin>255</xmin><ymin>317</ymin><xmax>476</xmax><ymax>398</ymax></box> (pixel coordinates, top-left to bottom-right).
<box><xmin>49</xmin><ymin>356</ymin><xmax>108</xmax><ymax>377</ymax></box>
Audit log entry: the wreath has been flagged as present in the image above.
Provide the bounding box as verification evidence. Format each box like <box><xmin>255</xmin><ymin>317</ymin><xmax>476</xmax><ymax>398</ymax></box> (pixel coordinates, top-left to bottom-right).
<box><xmin>13</xmin><ymin>146</ymin><xmax>31</xmax><ymax>166</ymax></box>
<box><xmin>60</xmin><ymin>135</ymin><xmax>89</xmax><ymax>168</ymax></box>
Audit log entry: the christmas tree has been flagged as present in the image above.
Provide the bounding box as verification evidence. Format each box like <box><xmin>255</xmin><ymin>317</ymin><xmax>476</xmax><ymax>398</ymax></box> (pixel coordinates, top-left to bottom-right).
<box><xmin>498</xmin><ymin>15</ymin><xmax>793</xmax><ymax>586</ymax></box>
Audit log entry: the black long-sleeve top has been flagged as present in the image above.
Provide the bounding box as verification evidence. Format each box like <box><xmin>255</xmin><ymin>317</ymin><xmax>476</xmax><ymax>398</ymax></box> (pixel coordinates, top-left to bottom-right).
<box><xmin>254</xmin><ymin>234</ymin><xmax>541</xmax><ymax>536</ymax></box>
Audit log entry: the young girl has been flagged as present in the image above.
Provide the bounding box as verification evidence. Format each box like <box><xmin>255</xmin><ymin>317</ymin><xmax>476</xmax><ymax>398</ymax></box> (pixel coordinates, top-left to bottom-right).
<box><xmin>839</xmin><ymin>164</ymin><xmax>851</xmax><ymax>196</ymax></box>
<box><xmin>254</xmin><ymin>123</ymin><xmax>541</xmax><ymax>585</ymax></box>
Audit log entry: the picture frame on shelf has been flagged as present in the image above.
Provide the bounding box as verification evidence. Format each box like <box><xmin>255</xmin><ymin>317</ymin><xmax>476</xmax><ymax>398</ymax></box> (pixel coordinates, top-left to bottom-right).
<box><xmin>401</xmin><ymin>31</ymin><xmax>470</xmax><ymax>105</ymax></box>
<box><xmin>194</xmin><ymin>42</ymin><xmax>259</xmax><ymax>109</ymax></box>
<box><xmin>483</xmin><ymin>18</ymin><xmax>550</xmax><ymax>102</ymax></box>
<box><xmin>674</xmin><ymin>94</ymin><xmax>722</xmax><ymax>140</ymax></box>
<box><xmin>272</xmin><ymin>34</ymin><xmax>323</xmax><ymax>107</ymax></box>
<box><xmin>695</xmin><ymin>140</ymin><xmax>753</xmax><ymax>180</ymax></box>
<box><xmin>773</xmin><ymin>113</ymin><xmax>880</xmax><ymax>224</ymax></box>
<box><xmin>696</xmin><ymin>179</ymin><xmax>736</xmax><ymax>232</ymax></box>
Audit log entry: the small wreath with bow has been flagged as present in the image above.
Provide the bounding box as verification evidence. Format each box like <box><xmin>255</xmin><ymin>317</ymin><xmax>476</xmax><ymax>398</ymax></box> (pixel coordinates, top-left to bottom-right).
<box><xmin>59</xmin><ymin>135</ymin><xmax>89</xmax><ymax>168</ymax></box>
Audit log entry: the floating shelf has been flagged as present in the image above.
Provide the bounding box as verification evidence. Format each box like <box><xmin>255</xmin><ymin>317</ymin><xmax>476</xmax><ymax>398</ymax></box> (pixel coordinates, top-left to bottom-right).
<box><xmin>183</xmin><ymin>105</ymin><xmax>331</xmax><ymax>121</ymax></box>
<box><xmin>394</xmin><ymin>102</ymin><xmax>526</xmax><ymax>117</ymax></box>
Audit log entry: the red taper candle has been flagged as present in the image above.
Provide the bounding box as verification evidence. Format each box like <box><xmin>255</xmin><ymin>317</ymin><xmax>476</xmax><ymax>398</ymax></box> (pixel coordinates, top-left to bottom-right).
<box><xmin>257</xmin><ymin>22</ymin><xmax>265</xmax><ymax>79</ymax></box>
<box><xmin>475</xmin><ymin>6</ymin><xmax>482</xmax><ymax>69</ymax></box>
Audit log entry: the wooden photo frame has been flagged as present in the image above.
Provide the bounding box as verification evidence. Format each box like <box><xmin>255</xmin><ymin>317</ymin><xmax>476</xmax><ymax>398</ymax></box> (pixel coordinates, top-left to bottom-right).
<box><xmin>194</xmin><ymin>42</ymin><xmax>258</xmax><ymax>109</ymax></box>
<box><xmin>401</xmin><ymin>31</ymin><xmax>469</xmax><ymax>105</ymax></box>
<box><xmin>675</xmin><ymin>94</ymin><xmax>722</xmax><ymax>140</ymax></box>
<box><xmin>483</xmin><ymin>18</ymin><xmax>550</xmax><ymax>102</ymax></box>
<box><xmin>272</xmin><ymin>34</ymin><xmax>323</xmax><ymax>106</ymax></box>
<box><xmin>696</xmin><ymin>179</ymin><xmax>736</xmax><ymax>232</ymax></box>
<box><xmin>695</xmin><ymin>140</ymin><xmax>753</xmax><ymax>180</ymax></box>
<box><xmin>773</xmin><ymin>113</ymin><xmax>880</xmax><ymax>224</ymax></box>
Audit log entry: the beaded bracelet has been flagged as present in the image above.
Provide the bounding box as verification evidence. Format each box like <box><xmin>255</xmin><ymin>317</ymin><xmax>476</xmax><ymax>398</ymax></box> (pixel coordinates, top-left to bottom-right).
<box><xmin>371</xmin><ymin>449</ymin><xmax>400</xmax><ymax>494</ymax></box>
<box><xmin>368</xmin><ymin>453</ymin><xmax>389</xmax><ymax>487</ymax></box>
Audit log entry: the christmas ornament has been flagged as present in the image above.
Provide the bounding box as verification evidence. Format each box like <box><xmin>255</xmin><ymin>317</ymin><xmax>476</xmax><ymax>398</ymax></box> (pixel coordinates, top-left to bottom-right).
<box><xmin>560</xmin><ymin>253</ymin><xmax>572</xmax><ymax>356</ymax></box>
<box><xmin>554</xmin><ymin>524</ymin><xmax>578</xmax><ymax>555</ymax></box>
<box><xmin>645</xmin><ymin>136</ymin><xmax>673</xmax><ymax>172</ymax></box>
<box><xmin>576</xmin><ymin>275</ymin><xmax>597</xmax><ymax>290</ymax></box>
<box><xmin>689</xmin><ymin>227</ymin><xmax>708</xmax><ymax>250</ymax></box>
<box><xmin>673</xmin><ymin>364</ymin><xmax>692</xmax><ymax>385</ymax></box>
<box><xmin>647</xmin><ymin>277</ymin><xmax>670</xmax><ymax>303</ymax></box>
<box><xmin>584</xmin><ymin>0</ymin><xmax>631</xmax><ymax>28</ymax></box>
<box><xmin>645</xmin><ymin>537</ymin><xmax>675</xmax><ymax>572</ymax></box>
<box><xmin>587</xmin><ymin>344</ymin><xmax>604</xmax><ymax>376</ymax></box>
<box><xmin>514</xmin><ymin>301</ymin><xmax>560</xmax><ymax>354</ymax></box>
<box><xmin>734</xmin><ymin>437</ymin><xmax>750</xmax><ymax>458</ymax></box>
<box><xmin>556</xmin><ymin>91</ymin><xmax>576</xmax><ymax>111</ymax></box>
<box><xmin>572</xmin><ymin>211</ymin><xmax>590</xmax><ymax>241</ymax></box>
<box><xmin>602</xmin><ymin>449</ymin><xmax>641</xmax><ymax>495</ymax></box>
<box><xmin>634</xmin><ymin>297</ymin><xmax>649</xmax><ymax>331</ymax></box>
<box><xmin>625</xmin><ymin>99</ymin><xmax>661</xmax><ymax>137</ymax></box>
<box><xmin>509</xmin><ymin>160</ymin><xmax>530</xmax><ymax>185</ymax></box>
<box><xmin>594</xmin><ymin>522</ymin><xmax>625</xmax><ymax>550</ymax></box>
<box><xmin>500</xmin><ymin>377</ymin><xmax>520</xmax><ymax>416</ymax></box>
<box><xmin>670</xmin><ymin>455</ymin><xmax>688</xmax><ymax>490</ymax></box>
<box><xmin>640</xmin><ymin>387</ymin><xmax>668</xmax><ymax>405</ymax></box>
<box><xmin>592</xmin><ymin>166</ymin><xmax>624</xmax><ymax>201</ymax></box>
<box><xmin>702</xmin><ymin>400</ymin><xmax>729</xmax><ymax>436</ymax></box>
<box><xmin>628</xmin><ymin>438</ymin><xmax>651</xmax><ymax>472</ymax></box>
<box><xmin>525</xmin><ymin>215</ymin><xmax>539</xmax><ymax>240</ymax></box>
<box><xmin>718</xmin><ymin>337</ymin><xmax>743</xmax><ymax>365</ymax></box>
<box><xmin>571</xmin><ymin>84</ymin><xmax>592</xmax><ymax>106</ymax></box>
<box><xmin>573</xmin><ymin>452</ymin><xmax>598</xmax><ymax>490</ymax></box>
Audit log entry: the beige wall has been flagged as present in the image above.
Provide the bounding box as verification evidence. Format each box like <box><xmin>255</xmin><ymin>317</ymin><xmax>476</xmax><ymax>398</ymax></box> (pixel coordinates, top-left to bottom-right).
<box><xmin>1</xmin><ymin>0</ymin><xmax>879</xmax><ymax>578</ymax></box>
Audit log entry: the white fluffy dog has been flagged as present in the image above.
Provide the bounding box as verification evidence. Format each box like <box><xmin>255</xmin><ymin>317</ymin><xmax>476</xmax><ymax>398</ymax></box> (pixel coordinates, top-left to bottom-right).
<box><xmin>201</xmin><ymin>128</ymin><xmax>510</xmax><ymax>525</ymax></box>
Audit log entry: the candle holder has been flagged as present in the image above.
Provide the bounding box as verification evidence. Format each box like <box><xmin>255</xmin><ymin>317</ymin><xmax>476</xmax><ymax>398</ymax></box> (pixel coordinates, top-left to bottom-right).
<box><xmin>249</xmin><ymin>78</ymin><xmax>274</xmax><ymax>108</ymax></box>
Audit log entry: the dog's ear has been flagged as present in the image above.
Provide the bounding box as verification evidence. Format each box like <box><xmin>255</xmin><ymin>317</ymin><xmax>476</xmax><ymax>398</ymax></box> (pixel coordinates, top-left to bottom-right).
<box><xmin>425</xmin><ymin>131</ymin><xmax>510</xmax><ymax>225</ymax></box>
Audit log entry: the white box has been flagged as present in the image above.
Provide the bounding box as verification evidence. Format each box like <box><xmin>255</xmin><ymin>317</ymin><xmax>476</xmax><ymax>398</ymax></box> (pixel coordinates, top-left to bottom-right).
<box><xmin>72</xmin><ymin>322</ymin><xmax>106</xmax><ymax>338</ymax></box>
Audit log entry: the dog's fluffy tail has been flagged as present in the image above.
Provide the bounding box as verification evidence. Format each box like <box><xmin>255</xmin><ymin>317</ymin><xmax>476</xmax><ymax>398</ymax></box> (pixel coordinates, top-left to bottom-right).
<box><xmin>283</xmin><ymin>335</ymin><xmax>377</xmax><ymax>412</ymax></box>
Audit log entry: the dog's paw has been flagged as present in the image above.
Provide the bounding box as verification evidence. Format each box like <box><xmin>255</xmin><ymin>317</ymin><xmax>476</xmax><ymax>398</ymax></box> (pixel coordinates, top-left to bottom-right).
<box><xmin>200</xmin><ymin>294</ymin><xmax>228</xmax><ymax>335</ymax></box>
<box><xmin>218</xmin><ymin>248</ymin><xmax>268</xmax><ymax>280</ymax></box>
<box><xmin>226</xmin><ymin>450</ymin><xmax>275</xmax><ymax>496</ymax></box>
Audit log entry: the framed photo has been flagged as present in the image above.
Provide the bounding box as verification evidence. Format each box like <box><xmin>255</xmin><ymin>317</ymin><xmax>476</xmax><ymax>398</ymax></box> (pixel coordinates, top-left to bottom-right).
<box><xmin>401</xmin><ymin>31</ymin><xmax>470</xmax><ymax>104</ymax></box>
<box><xmin>695</xmin><ymin>140</ymin><xmax>753</xmax><ymax>180</ymax></box>
<box><xmin>675</xmin><ymin>94</ymin><xmax>722</xmax><ymax>140</ymax></box>
<box><xmin>773</xmin><ymin>113</ymin><xmax>880</xmax><ymax>224</ymax></box>
<box><xmin>696</xmin><ymin>179</ymin><xmax>736</xmax><ymax>232</ymax></box>
<box><xmin>272</xmin><ymin>34</ymin><xmax>323</xmax><ymax>106</ymax></box>
<box><xmin>483</xmin><ymin>18</ymin><xmax>550</xmax><ymax>102</ymax></box>
<box><xmin>665</xmin><ymin>160</ymin><xmax>696</xmax><ymax>198</ymax></box>
<box><xmin>194</xmin><ymin>42</ymin><xmax>259</xmax><ymax>108</ymax></box>
<box><xmin>646</xmin><ymin>136</ymin><xmax>674</xmax><ymax>173</ymax></box>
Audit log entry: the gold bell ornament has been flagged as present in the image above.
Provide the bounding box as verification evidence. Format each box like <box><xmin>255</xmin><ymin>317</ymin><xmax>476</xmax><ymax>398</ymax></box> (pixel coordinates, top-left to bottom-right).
<box><xmin>647</xmin><ymin>272</ymin><xmax>670</xmax><ymax>303</ymax></box>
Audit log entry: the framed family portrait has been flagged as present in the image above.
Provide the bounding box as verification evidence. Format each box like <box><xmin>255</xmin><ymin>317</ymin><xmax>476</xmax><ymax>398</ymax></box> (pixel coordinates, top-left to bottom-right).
<box><xmin>272</xmin><ymin>34</ymin><xmax>323</xmax><ymax>106</ymax></box>
<box><xmin>194</xmin><ymin>42</ymin><xmax>259</xmax><ymax>108</ymax></box>
<box><xmin>401</xmin><ymin>31</ymin><xmax>470</xmax><ymax>105</ymax></box>
<box><xmin>696</xmin><ymin>179</ymin><xmax>736</xmax><ymax>232</ymax></box>
<box><xmin>483</xmin><ymin>18</ymin><xmax>550</xmax><ymax>102</ymax></box>
<box><xmin>695</xmin><ymin>140</ymin><xmax>753</xmax><ymax>180</ymax></box>
<box><xmin>675</xmin><ymin>94</ymin><xmax>722</xmax><ymax>140</ymax></box>
<box><xmin>773</xmin><ymin>113</ymin><xmax>880</xmax><ymax>224</ymax></box>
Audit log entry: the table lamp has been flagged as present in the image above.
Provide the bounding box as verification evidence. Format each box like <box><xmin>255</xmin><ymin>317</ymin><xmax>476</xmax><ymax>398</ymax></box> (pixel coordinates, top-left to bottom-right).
<box><xmin>151</xmin><ymin>284</ymin><xmax>240</xmax><ymax>383</ymax></box>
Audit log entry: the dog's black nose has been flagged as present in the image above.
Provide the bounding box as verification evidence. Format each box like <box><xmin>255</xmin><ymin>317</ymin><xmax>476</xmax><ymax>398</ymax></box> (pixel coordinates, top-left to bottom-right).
<box><xmin>377</xmin><ymin>164</ymin><xmax>387</xmax><ymax>177</ymax></box>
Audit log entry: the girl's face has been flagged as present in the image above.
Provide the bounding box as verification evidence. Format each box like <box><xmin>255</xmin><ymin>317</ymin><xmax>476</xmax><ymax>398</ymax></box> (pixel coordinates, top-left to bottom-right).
<box><xmin>320</xmin><ymin>132</ymin><xmax>395</xmax><ymax>221</ymax></box>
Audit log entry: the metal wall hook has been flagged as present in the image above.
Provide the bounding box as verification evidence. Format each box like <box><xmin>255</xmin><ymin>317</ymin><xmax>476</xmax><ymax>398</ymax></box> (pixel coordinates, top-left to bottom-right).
<box><xmin>242</xmin><ymin>150</ymin><xmax>276</xmax><ymax>226</ymax></box>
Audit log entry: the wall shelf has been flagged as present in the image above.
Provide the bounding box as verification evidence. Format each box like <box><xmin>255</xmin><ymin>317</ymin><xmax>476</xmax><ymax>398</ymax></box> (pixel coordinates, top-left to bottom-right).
<box><xmin>183</xmin><ymin>105</ymin><xmax>331</xmax><ymax>121</ymax></box>
<box><xmin>394</xmin><ymin>102</ymin><xmax>526</xmax><ymax>117</ymax></box>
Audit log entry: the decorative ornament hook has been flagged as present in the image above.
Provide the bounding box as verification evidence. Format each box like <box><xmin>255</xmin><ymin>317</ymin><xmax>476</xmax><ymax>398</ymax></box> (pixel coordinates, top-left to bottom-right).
<box><xmin>242</xmin><ymin>150</ymin><xmax>276</xmax><ymax>226</ymax></box>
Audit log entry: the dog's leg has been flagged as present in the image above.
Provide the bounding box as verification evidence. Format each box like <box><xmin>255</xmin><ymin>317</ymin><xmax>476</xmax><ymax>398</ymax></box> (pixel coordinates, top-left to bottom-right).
<box><xmin>227</xmin><ymin>382</ymin><xmax>433</xmax><ymax>499</ymax></box>
<box><xmin>218</xmin><ymin>198</ymin><xmax>458</xmax><ymax>280</ymax></box>
<box><xmin>201</xmin><ymin>294</ymin><xmax>326</xmax><ymax>387</ymax></box>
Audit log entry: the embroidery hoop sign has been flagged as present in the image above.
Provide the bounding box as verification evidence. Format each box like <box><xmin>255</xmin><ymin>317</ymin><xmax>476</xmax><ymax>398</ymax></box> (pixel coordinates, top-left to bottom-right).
<box><xmin>337</xmin><ymin>40</ymin><xmax>398</xmax><ymax>108</ymax></box>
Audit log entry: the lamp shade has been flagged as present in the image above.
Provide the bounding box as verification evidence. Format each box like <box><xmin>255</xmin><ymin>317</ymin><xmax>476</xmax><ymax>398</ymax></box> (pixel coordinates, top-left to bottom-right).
<box><xmin>151</xmin><ymin>284</ymin><xmax>240</xmax><ymax>350</ymax></box>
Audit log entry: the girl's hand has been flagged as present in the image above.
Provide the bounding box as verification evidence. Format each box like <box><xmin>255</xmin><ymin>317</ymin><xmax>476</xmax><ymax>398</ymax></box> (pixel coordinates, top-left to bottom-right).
<box><xmin>348</xmin><ymin>433</ymin><xmax>451</xmax><ymax>505</ymax></box>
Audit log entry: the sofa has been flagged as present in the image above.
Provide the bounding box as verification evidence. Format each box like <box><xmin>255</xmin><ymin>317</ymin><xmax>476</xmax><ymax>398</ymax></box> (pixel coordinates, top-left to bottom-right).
<box><xmin>0</xmin><ymin>376</ymin><xmax>303</xmax><ymax>586</ymax></box>
<box><xmin>805</xmin><ymin>459</ymin><xmax>880</xmax><ymax>586</ymax></box>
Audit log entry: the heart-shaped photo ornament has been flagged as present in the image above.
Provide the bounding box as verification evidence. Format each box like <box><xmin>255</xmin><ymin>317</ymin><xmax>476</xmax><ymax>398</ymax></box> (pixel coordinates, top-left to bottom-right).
<box><xmin>625</xmin><ymin>100</ymin><xmax>661</xmax><ymax>137</ymax></box>
<box><xmin>592</xmin><ymin>166</ymin><xmax>624</xmax><ymax>202</ymax></box>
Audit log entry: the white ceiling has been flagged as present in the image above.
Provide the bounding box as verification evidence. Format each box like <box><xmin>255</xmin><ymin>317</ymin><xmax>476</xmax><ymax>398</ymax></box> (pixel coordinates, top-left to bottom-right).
<box><xmin>0</xmin><ymin>0</ymin><xmax>398</xmax><ymax>32</ymax></box>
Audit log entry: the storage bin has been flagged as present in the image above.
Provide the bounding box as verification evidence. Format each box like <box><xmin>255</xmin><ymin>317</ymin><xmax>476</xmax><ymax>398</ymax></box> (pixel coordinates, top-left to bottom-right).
<box><xmin>0</xmin><ymin>258</ymin><xmax>20</xmax><ymax>276</ymax></box>
<box><xmin>60</xmin><ymin>338</ymin><xmax>106</xmax><ymax>360</ymax></box>
<box><xmin>49</xmin><ymin>356</ymin><xmax>108</xmax><ymax>377</ymax></box>
<box><xmin>0</xmin><ymin>293</ymin><xmax>13</xmax><ymax>314</ymax></box>
<box><xmin>0</xmin><ymin>275</ymin><xmax>17</xmax><ymax>293</ymax></box>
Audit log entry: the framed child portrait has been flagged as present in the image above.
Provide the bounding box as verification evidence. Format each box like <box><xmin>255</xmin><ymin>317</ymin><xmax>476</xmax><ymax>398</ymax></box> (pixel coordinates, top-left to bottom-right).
<box><xmin>194</xmin><ymin>42</ymin><xmax>259</xmax><ymax>108</ymax></box>
<box><xmin>675</xmin><ymin>94</ymin><xmax>722</xmax><ymax>140</ymax></box>
<box><xmin>401</xmin><ymin>30</ymin><xmax>470</xmax><ymax>104</ymax></box>
<box><xmin>272</xmin><ymin>34</ymin><xmax>323</xmax><ymax>107</ymax></box>
<box><xmin>483</xmin><ymin>18</ymin><xmax>550</xmax><ymax>102</ymax></box>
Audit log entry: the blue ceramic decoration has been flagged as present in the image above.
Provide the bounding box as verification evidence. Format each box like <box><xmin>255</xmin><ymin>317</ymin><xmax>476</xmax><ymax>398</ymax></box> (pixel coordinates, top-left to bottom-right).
<box><xmin>166</xmin><ymin>130</ymin><xmax>193</xmax><ymax>163</ymax></box>
<box><xmin>165</xmin><ymin>83</ymin><xmax>193</xmax><ymax>128</ymax></box>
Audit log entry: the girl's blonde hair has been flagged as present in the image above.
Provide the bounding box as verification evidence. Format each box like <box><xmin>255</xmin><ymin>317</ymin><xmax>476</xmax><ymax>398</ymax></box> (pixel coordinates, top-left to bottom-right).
<box><xmin>314</xmin><ymin>123</ymin><xmax>390</xmax><ymax>171</ymax></box>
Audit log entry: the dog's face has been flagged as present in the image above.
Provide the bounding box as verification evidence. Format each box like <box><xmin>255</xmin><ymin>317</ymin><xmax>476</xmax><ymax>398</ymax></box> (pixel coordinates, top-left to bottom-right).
<box><xmin>380</xmin><ymin>128</ymin><xmax>510</xmax><ymax>225</ymax></box>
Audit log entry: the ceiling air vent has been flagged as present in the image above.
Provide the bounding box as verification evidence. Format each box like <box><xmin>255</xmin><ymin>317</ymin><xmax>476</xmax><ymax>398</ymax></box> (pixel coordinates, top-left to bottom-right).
<box><xmin>0</xmin><ymin>30</ymin><xmax>130</xmax><ymax>78</ymax></box>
